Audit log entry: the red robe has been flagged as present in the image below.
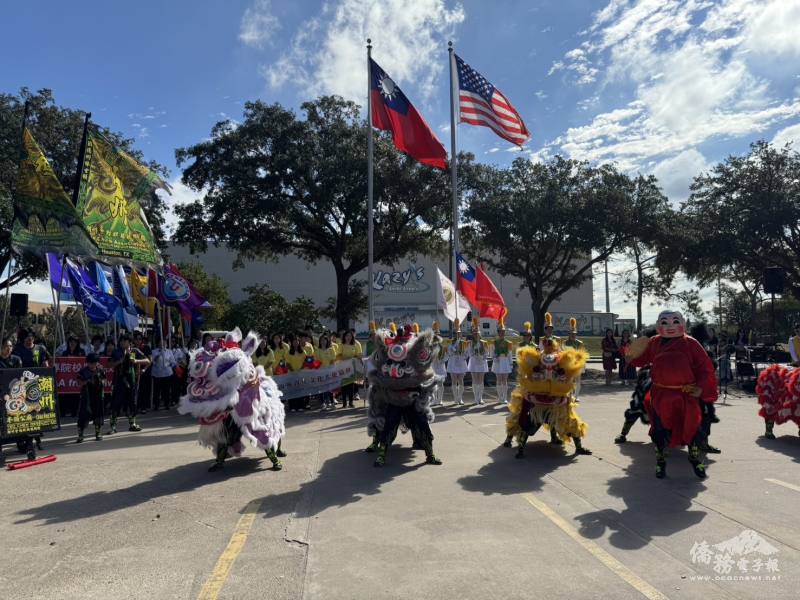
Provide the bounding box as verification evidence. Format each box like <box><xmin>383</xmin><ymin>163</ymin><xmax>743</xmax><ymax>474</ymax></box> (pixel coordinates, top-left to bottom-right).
<box><xmin>628</xmin><ymin>335</ymin><xmax>717</xmax><ymax>447</ymax></box>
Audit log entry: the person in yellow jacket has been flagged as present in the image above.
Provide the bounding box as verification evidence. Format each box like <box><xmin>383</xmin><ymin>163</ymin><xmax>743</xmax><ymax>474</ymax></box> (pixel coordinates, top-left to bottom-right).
<box><xmin>315</xmin><ymin>333</ymin><xmax>338</xmax><ymax>410</ymax></box>
<box><xmin>253</xmin><ymin>338</ymin><xmax>276</xmax><ymax>375</ymax></box>
<box><xmin>284</xmin><ymin>334</ymin><xmax>308</xmax><ymax>412</ymax></box>
<box><xmin>337</xmin><ymin>330</ymin><xmax>363</xmax><ymax>408</ymax></box>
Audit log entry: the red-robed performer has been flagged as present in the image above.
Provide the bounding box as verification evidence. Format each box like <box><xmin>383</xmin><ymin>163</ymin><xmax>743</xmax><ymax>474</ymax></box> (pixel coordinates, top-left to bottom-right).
<box><xmin>625</xmin><ymin>310</ymin><xmax>717</xmax><ymax>479</ymax></box>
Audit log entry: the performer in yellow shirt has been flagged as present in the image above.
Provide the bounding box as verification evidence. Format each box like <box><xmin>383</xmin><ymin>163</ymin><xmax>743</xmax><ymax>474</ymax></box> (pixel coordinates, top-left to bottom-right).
<box><xmin>315</xmin><ymin>333</ymin><xmax>338</xmax><ymax>409</ymax></box>
<box><xmin>337</xmin><ymin>330</ymin><xmax>363</xmax><ymax>408</ymax></box>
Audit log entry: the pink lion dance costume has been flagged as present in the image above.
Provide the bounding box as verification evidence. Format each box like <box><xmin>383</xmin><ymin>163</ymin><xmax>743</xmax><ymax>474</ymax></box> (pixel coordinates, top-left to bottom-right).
<box><xmin>178</xmin><ymin>328</ymin><xmax>286</xmax><ymax>472</ymax></box>
<box><xmin>756</xmin><ymin>364</ymin><xmax>800</xmax><ymax>439</ymax></box>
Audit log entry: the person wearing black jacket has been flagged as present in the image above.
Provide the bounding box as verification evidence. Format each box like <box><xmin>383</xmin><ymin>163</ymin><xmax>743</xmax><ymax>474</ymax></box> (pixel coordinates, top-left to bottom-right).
<box><xmin>76</xmin><ymin>353</ymin><xmax>105</xmax><ymax>443</ymax></box>
<box><xmin>108</xmin><ymin>335</ymin><xmax>150</xmax><ymax>434</ymax></box>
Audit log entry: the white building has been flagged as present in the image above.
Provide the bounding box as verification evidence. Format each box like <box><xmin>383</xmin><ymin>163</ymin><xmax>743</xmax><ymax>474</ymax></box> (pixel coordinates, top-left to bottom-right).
<box><xmin>169</xmin><ymin>244</ymin><xmax>613</xmax><ymax>334</ymax></box>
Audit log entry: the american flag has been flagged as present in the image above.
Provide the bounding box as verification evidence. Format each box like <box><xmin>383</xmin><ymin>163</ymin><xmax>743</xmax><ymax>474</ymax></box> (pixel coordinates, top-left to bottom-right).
<box><xmin>455</xmin><ymin>54</ymin><xmax>530</xmax><ymax>146</ymax></box>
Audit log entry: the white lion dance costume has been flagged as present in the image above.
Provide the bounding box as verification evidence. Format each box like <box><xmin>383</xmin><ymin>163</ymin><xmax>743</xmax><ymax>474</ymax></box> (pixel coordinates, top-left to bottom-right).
<box><xmin>178</xmin><ymin>328</ymin><xmax>286</xmax><ymax>472</ymax></box>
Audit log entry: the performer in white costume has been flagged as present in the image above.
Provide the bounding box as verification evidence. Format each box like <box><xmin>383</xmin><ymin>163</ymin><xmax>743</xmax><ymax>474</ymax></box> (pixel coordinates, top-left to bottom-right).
<box><xmin>491</xmin><ymin>318</ymin><xmax>514</xmax><ymax>404</ymax></box>
<box><xmin>446</xmin><ymin>319</ymin><xmax>469</xmax><ymax>406</ymax></box>
<box><xmin>431</xmin><ymin>321</ymin><xmax>448</xmax><ymax>406</ymax></box>
<box><xmin>468</xmin><ymin>317</ymin><xmax>490</xmax><ymax>405</ymax></box>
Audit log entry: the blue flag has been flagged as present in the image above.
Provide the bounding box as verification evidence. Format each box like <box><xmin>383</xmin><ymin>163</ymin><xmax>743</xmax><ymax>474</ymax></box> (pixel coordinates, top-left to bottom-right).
<box><xmin>112</xmin><ymin>265</ymin><xmax>139</xmax><ymax>331</ymax></box>
<box><xmin>46</xmin><ymin>252</ymin><xmax>74</xmax><ymax>301</ymax></box>
<box><xmin>65</xmin><ymin>259</ymin><xmax>120</xmax><ymax>324</ymax></box>
<box><xmin>90</xmin><ymin>262</ymin><xmax>114</xmax><ymax>295</ymax></box>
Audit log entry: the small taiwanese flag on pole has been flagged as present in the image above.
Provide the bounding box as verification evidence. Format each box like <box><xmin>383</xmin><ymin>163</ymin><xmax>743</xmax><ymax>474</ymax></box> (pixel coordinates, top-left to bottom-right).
<box><xmin>369</xmin><ymin>58</ymin><xmax>448</xmax><ymax>169</ymax></box>
<box><xmin>455</xmin><ymin>253</ymin><xmax>478</xmax><ymax>306</ymax></box>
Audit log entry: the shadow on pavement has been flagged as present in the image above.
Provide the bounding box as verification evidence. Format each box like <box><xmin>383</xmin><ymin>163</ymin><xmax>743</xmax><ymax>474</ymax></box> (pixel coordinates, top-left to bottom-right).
<box><xmin>253</xmin><ymin>447</ymin><xmax>427</xmax><ymax>521</ymax></box>
<box><xmin>574</xmin><ymin>441</ymin><xmax>707</xmax><ymax>550</ymax></box>
<box><xmin>14</xmin><ymin>457</ymin><xmax>271</xmax><ymax>525</ymax></box>
<box><xmin>755</xmin><ymin>433</ymin><xmax>800</xmax><ymax>462</ymax></box>
<box><xmin>457</xmin><ymin>441</ymin><xmax>579</xmax><ymax>497</ymax></box>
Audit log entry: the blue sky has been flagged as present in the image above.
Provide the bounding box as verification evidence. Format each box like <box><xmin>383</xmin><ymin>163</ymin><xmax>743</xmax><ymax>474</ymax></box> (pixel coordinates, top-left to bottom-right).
<box><xmin>3</xmin><ymin>0</ymin><xmax>800</xmax><ymax>323</ymax></box>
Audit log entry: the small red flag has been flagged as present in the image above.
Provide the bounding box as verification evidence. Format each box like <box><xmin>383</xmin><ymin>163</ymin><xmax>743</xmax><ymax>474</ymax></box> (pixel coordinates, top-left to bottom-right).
<box><xmin>476</xmin><ymin>265</ymin><xmax>507</xmax><ymax>320</ymax></box>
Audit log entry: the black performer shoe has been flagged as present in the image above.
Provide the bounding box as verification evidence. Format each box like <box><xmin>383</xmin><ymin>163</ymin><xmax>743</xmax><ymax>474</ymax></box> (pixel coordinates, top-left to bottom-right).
<box><xmin>502</xmin><ymin>436</ymin><xmax>512</xmax><ymax>448</ymax></box>
<box><xmin>365</xmin><ymin>441</ymin><xmax>378</xmax><ymax>453</ymax></box>
<box><xmin>764</xmin><ymin>432</ymin><xmax>776</xmax><ymax>440</ymax></box>
<box><xmin>702</xmin><ymin>443</ymin><xmax>721</xmax><ymax>454</ymax></box>
<box><xmin>550</xmin><ymin>434</ymin><xmax>564</xmax><ymax>446</ymax></box>
<box><xmin>35</xmin><ymin>437</ymin><xmax>43</xmax><ymax>450</ymax></box>
<box><xmin>614</xmin><ymin>434</ymin><xmax>627</xmax><ymax>444</ymax></box>
<box><xmin>26</xmin><ymin>450</ymin><xmax>36</xmax><ymax>461</ymax></box>
<box><xmin>575</xmin><ymin>446</ymin><xmax>593</xmax><ymax>455</ymax></box>
<box><xmin>425</xmin><ymin>454</ymin><xmax>443</xmax><ymax>465</ymax></box>
<box><xmin>655</xmin><ymin>460</ymin><xmax>666</xmax><ymax>479</ymax></box>
<box><xmin>208</xmin><ymin>461</ymin><xmax>224</xmax><ymax>472</ymax></box>
<box><xmin>276</xmin><ymin>448</ymin><xmax>287</xmax><ymax>458</ymax></box>
<box><xmin>374</xmin><ymin>444</ymin><xmax>387</xmax><ymax>467</ymax></box>
<box><xmin>690</xmin><ymin>461</ymin><xmax>707</xmax><ymax>479</ymax></box>
<box><xmin>76</xmin><ymin>435</ymin><xmax>84</xmax><ymax>444</ymax></box>
<box><xmin>128</xmin><ymin>424</ymin><xmax>142</xmax><ymax>432</ymax></box>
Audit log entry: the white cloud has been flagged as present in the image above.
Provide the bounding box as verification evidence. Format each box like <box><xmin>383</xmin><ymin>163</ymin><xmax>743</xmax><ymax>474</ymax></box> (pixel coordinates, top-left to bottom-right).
<box><xmin>772</xmin><ymin>122</ymin><xmax>800</xmax><ymax>149</ymax></box>
<box><xmin>542</xmin><ymin>0</ymin><xmax>800</xmax><ymax>172</ymax></box>
<box><xmin>157</xmin><ymin>178</ymin><xmax>204</xmax><ymax>239</ymax></box>
<box><xmin>651</xmin><ymin>148</ymin><xmax>710</xmax><ymax>204</ymax></box>
<box><xmin>239</xmin><ymin>0</ymin><xmax>280</xmax><ymax>48</ymax></box>
<box><xmin>263</xmin><ymin>0</ymin><xmax>465</xmax><ymax>103</ymax></box>
<box><xmin>743</xmin><ymin>0</ymin><xmax>800</xmax><ymax>57</ymax></box>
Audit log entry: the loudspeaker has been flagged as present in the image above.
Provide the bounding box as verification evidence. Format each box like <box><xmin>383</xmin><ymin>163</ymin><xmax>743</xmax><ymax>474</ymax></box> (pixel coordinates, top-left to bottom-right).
<box><xmin>9</xmin><ymin>293</ymin><xmax>28</xmax><ymax>317</ymax></box>
<box><xmin>763</xmin><ymin>267</ymin><xmax>785</xmax><ymax>294</ymax></box>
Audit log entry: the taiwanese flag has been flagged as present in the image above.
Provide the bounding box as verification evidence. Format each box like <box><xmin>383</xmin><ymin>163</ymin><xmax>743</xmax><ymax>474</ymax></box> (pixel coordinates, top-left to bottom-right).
<box><xmin>476</xmin><ymin>265</ymin><xmax>507</xmax><ymax>320</ymax></box>
<box><xmin>456</xmin><ymin>253</ymin><xmax>478</xmax><ymax>306</ymax></box>
<box><xmin>370</xmin><ymin>58</ymin><xmax>447</xmax><ymax>169</ymax></box>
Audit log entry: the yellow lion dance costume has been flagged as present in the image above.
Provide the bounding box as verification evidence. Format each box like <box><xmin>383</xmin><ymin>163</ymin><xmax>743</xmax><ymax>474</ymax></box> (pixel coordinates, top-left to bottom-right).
<box><xmin>503</xmin><ymin>331</ymin><xmax>592</xmax><ymax>458</ymax></box>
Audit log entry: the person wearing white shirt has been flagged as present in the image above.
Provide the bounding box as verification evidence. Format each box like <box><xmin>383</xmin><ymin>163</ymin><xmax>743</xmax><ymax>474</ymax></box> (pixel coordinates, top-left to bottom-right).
<box><xmin>151</xmin><ymin>342</ymin><xmax>176</xmax><ymax>411</ymax></box>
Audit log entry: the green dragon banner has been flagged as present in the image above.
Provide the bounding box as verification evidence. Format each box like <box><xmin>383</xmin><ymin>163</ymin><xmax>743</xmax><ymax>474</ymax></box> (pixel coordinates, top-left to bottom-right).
<box><xmin>11</xmin><ymin>128</ymin><xmax>98</xmax><ymax>259</ymax></box>
<box><xmin>76</xmin><ymin>126</ymin><xmax>168</xmax><ymax>265</ymax></box>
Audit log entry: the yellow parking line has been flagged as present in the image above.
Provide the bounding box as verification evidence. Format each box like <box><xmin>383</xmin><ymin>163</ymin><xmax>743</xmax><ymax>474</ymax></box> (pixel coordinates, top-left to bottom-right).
<box><xmin>197</xmin><ymin>498</ymin><xmax>263</xmax><ymax>600</ymax></box>
<box><xmin>523</xmin><ymin>494</ymin><xmax>669</xmax><ymax>600</ymax></box>
<box><xmin>765</xmin><ymin>478</ymin><xmax>800</xmax><ymax>493</ymax></box>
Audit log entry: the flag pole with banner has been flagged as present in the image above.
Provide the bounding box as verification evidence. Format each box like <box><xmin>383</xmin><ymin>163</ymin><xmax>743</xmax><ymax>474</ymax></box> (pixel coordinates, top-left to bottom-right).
<box><xmin>366</xmin><ymin>38</ymin><xmax>375</xmax><ymax>325</ymax></box>
<box><xmin>448</xmin><ymin>41</ymin><xmax>460</xmax><ymax>328</ymax></box>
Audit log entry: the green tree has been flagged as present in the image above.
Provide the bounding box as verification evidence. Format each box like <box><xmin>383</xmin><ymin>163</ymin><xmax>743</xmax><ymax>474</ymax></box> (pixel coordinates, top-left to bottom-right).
<box><xmin>680</xmin><ymin>140</ymin><xmax>800</xmax><ymax>306</ymax></box>
<box><xmin>0</xmin><ymin>88</ymin><xmax>170</xmax><ymax>288</ymax></box>
<box><xmin>226</xmin><ymin>284</ymin><xmax>322</xmax><ymax>335</ymax></box>
<box><xmin>173</xmin><ymin>96</ymin><xmax>454</xmax><ymax>331</ymax></box>
<box><xmin>463</xmin><ymin>156</ymin><xmax>639</xmax><ymax>338</ymax></box>
<box><xmin>614</xmin><ymin>175</ymin><xmax>674</xmax><ymax>332</ymax></box>
<box><xmin>175</xmin><ymin>261</ymin><xmax>231</xmax><ymax>329</ymax></box>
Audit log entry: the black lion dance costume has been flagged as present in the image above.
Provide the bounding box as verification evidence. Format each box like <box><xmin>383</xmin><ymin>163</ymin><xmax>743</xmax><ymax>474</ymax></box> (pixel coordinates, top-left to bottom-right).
<box><xmin>365</xmin><ymin>325</ymin><xmax>442</xmax><ymax>467</ymax></box>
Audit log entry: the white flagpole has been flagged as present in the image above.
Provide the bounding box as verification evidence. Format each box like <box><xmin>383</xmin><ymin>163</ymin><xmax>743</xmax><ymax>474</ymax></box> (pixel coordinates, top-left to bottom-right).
<box><xmin>448</xmin><ymin>41</ymin><xmax>460</xmax><ymax>328</ymax></box>
<box><xmin>367</xmin><ymin>38</ymin><xmax>375</xmax><ymax>326</ymax></box>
